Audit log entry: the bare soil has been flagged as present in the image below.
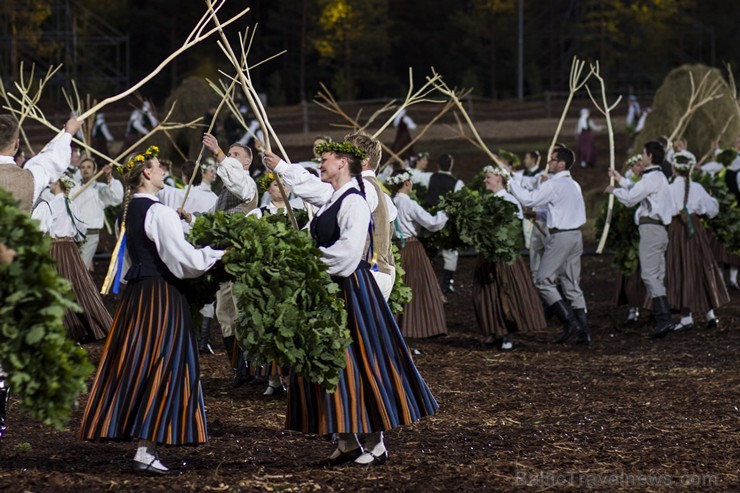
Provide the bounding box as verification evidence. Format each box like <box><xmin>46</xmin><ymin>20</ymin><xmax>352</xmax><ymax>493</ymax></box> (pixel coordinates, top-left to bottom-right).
<box><xmin>1</xmin><ymin>128</ymin><xmax>738</xmax><ymax>492</ymax></box>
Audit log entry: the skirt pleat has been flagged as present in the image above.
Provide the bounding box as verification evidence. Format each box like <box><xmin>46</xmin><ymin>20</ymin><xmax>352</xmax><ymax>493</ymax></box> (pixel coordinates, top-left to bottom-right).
<box><xmin>708</xmin><ymin>228</ymin><xmax>740</xmax><ymax>267</ymax></box>
<box><xmin>396</xmin><ymin>238</ymin><xmax>447</xmax><ymax>338</ymax></box>
<box><xmin>79</xmin><ymin>277</ymin><xmax>207</xmax><ymax>445</ymax></box>
<box><xmin>52</xmin><ymin>238</ymin><xmax>111</xmax><ymax>342</ymax></box>
<box><xmin>286</xmin><ymin>266</ymin><xmax>438</xmax><ymax>435</ymax></box>
<box><xmin>613</xmin><ymin>268</ymin><xmax>647</xmax><ymax>308</ymax></box>
<box><xmin>472</xmin><ymin>255</ymin><xmax>546</xmax><ymax>338</ymax></box>
<box><xmin>666</xmin><ymin>216</ymin><xmax>730</xmax><ymax>314</ymax></box>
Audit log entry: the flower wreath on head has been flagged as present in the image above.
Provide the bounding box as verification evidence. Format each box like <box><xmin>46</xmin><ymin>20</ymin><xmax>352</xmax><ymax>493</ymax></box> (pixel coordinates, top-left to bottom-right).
<box><xmin>59</xmin><ymin>175</ymin><xmax>77</xmax><ymax>192</ymax></box>
<box><xmin>386</xmin><ymin>170</ymin><xmax>414</xmax><ymax>186</ymax></box>
<box><xmin>483</xmin><ymin>164</ymin><xmax>511</xmax><ymax>179</ymax></box>
<box><xmin>625</xmin><ymin>154</ymin><xmax>643</xmax><ymax>167</ymax></box>
<box><xmin>716</xmin><ymin>148</ymin><xmax>738</xmax><ymax>167</ymax></box>
<box><xmin>258</xmin><ymin>171</ymin><xmax>276</xmax><ymax>193</ymax></box>
<box><xmin>114</xmin><ymin>145</ymin><xmax>160</xmax><ymax>175</ymax></box>
<box><xmin>670</xmin><ymin>150</ymin><xmax>697</xmax><ymax>171</ymax></box>
<box><xmin>314</xmin><ymin>141</ymin><xmax>367</xmax><ymax>161</ymax></box>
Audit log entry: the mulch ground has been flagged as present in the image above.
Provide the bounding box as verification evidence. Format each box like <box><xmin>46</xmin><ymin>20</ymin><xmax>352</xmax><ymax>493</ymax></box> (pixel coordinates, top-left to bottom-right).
<box><xmin>2</xmin><ymin>128</ymin><xmax>739</xmax><ymax>491</ymax></box>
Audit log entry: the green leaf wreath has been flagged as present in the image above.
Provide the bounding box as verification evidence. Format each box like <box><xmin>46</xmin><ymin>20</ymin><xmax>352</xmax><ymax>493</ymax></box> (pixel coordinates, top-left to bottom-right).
<box><xmin>189</xmin><ymin>211</ymin><xmax>349</xmax><ymax>391</ymax></box>
<box><xmin>429</xmin><ymin>187</ymin><xmax>524</xmax><ymax>264</ymax></box>
<box><xmin>594</xmin><ymin>199</ymin><xmax>640</xmax><ymax>275</ymax></box>
<box><xmin>693</xmin><ymin>170</ymin><xmax>740</xmax><ymax>254</ymax></box>
<box><xmin>387</xmin><ymin>244</ymin><xmax>412</xmax><ymax>315</ymax></box>
<box><xmin>0</xmin><ymin>189</ymin><xmax>94</xmax><ymax>429</ymax></box>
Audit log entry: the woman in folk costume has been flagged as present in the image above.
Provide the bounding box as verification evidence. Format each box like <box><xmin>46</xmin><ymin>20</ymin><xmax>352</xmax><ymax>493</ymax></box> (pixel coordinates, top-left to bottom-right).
<box><xmin>79</xmin><ymin>146</ymin><xmax>225</xmax><ymax>475</ymax></box>
<box><xmin>32</xmin><ymin>175</ymin><xmax>111</xmax><ymax>343</ymax></box>
<box><xmin>262</xmin><ymin>143</ymin><xmax>438</xmax><ymax>467</ymax></box>
<box><xmin>390</xmin><ymin>108</ymin><xmax>417</xmax><ymax>161</ymax></box>
<box><xmin>473</xmin><ymin>166</ymin><xmax>546</xmax><ymax>350</ymax></box>
<box><xmin>664</xmin><ymin>150</ymin><xmax>729</xmax><ymax>331</ymax></box>
<box><xmin>388</xmin><ymin>169</ymin><xmax>449</xmax><ymax>339</ymax></box>
<box><xmin>576</xmin><ymin>108</ymin><xmax>602</xmax><ymax>168</ymax></box>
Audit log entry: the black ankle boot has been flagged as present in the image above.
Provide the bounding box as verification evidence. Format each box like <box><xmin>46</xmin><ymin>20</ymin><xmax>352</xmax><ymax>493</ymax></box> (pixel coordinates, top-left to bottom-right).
<box><xmin>649</xmin><ymin>296</ymin><xmax>675</xmax><ymax>338</ymax></box>
<box><xmin>0</xmin><ymin>380</ymin><xmax>9</xmax><ymax>441</ymax></box>
<box><xmin>222</xmin><ymin>336</ymin><xmax>249</xmax><ymax>387</ymax></box>
<box><xmin>198</xmin><ymin>317</ymin><xmax>214</xmax><ymax>355</ymax></box>
<box><xmin>549</xmin><ymin>300</ymin><xmax>582</xmax><ymax>343</ymax></box>
<box><xmin>441</xmin><ymin>269</ymin><xmax>457</xmax><ymax>294</ymax></box>
<box><xmin>573</xmin><ymin>308</ymin><xmax>592</xmax><ymax>345</ymax></box>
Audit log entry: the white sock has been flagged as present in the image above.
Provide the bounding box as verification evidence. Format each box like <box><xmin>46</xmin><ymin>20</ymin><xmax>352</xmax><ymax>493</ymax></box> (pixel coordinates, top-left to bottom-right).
<box><xmin>705</xmin><ymin>309</ymin><xmax>715</xmax><ymax>320</ymax></box>
<box><xmin>730</xmin><ymin>268</ymin><xmax>738</xmax><ymax>284</ymax></box>
<box><xmin>134</xmin><ymin>440</ymin><xmax>156</xmax><ymax>463</ymax></box>
<box><xmin>355</xmin><ymin>433</ymin><xmax>386</xmax><ymax>464</ymax></box>
<box><xmin>679</xmin><ymin>315</ymin><xmax>693</xmax><ymax>326</ymax></box>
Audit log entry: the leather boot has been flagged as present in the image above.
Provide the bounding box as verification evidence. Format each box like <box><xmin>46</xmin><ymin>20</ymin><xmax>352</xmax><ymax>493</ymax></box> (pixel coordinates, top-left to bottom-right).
<box><xmin>0</xmin><ymin>379</ymin><xmax>8</xmax><ymax>441</ymax></box>
<box><xmin>198</xmin><ymin>317</ymin><xmax>215</xmax><ymax>354</ymax></box>
<box><xmin>549</xmin><ymin>300</ymin><xmax>582</xmax><ymax>343</ymax></box>
<box><xmin>573</xmin><ymin>308</ymin><xmax>592</xmax><ymax>345</ymax></box>
<box><xmin>222</xmin><ymin>336</ymin><xmax>249</xmax><ymax>387</ymax></box>
<box><xmin>649</xmin><ymin>296</ymin><xmax>675</xmax><ymax>338</ymax></box>
<box><xmin>441</xmin><ymin>269</ymin><xmax>457</xmax><ymax>294</ymax></box>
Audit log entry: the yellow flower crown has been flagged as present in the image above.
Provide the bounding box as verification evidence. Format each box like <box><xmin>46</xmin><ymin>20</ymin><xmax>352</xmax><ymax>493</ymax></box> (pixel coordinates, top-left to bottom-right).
<box><xmin>258</xmin><ymin>171</ymin><xmax>276</xmax><ymax>192</ymax></box>
<box><xmin>114</xmin><ymin>145</ymin><xmax>160</xmax><ymax>175</ymax></box>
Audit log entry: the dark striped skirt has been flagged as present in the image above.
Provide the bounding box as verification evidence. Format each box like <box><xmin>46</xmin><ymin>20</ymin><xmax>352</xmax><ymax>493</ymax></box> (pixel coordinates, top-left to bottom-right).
<box><xmin>665</xmin><ymin>215</ymin><xmax>730</xmax><ymax>314</ymax></box>
<box><xmin>613</xmin><ymin>268</ymin><xmax>647</xmax><ymax>308</ymax></box>
<box><xmin>286</xmin><ymin>266</ymin><xmax>438</xmax><ymax>435</ymax></box>
<box><xmin>52</xmin><ymin>238</ymin><xmax>111</xmax><ymax>342</ymax></box>
<box><xmin>396</xmin><ymin>238</ymin><xmax>447</xmax><ymax>338</ymax></box>
<box><xmin>472</xmin><ymin>255</ymin><xmax>545</xmax><ymax>338</ymax></box>
<box><xmin>708</xmin><ymin>228</ymin><xmax>740</xmax><ymax>267</ymax></box>
<box><xmin>79</xmin><ymin>277</ymin><xmax>207</xmax><ymax>445</ymax></box>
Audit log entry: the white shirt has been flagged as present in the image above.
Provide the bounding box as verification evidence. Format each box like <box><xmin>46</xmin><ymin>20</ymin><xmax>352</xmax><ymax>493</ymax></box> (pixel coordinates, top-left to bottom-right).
<box><xmin>494</xmin><ymin>189</ymin><xmax>523</xmax><ymax>219</ymax></box>
<box><xmin>131</xmin><ymin>193</ymin><xmax>224</xmax><ymax>279</ymax></box>
<box><xmin>700</xmin><ymin>161</ymin><xmax>724</xmax><ymax>177</ymax></box>
<box><xmin>32</xmin><ymin>193</ymin><xmax>85</xmax><ymax>239</ymax></box>
<box><xmin>509</xmin><ymin>170</ymin><xmax>586</xmax><ymax>230</ymax></box>
<box><xmin>247</xmin><ymin>198</ymin><xmax>306</xmax><ymax>220</ymax></box>
<box><xmin>393</xmin><ymin>192</ymin><xmax>448</xmax><ymax>239</ymax></box>
<box><xmin>128</xmin><ymin>108</ymin><xmax>158</xmax><ymax>135</ymax></box>
<box><xmin>668</xmin><ymin>177</ymin><xmax>719</xmax><ymax>218</ymax></box>
<box><xmin>71</xmin><ymin>179</ymin><xmax>124</xmax><ymax>229</ymax></box>
<box><xmin>314</xmin><ymin>182</ymin><xmax>372</xmax><ymax>278</ymax></box>
<box><xmin>4</xmin><ymin>132</ymin><xmax>73</xmax><ymax>205</ymax></box>
<box><xmin>216</xmin><ymin>156</ymin><xmax>257</xmax><ymax>203</ymax></box>
<box><xmin>158</xmin><ymin>182</ymin><xmax>218</xmax><ymax>234</ymax></box>
<box><xmin>612</xmin><ymin>166</ymin><xmax>673</xmax><ymax>225</ymax></box>
<box><xmin>409</xmin><ymin>168</ymin><xmax>433</xmax><ymax>188</ymax></box>
<box><xmin>513</xmin><ymin>166</ymin><xmax>544</xmax><ymax>191</ymax></box>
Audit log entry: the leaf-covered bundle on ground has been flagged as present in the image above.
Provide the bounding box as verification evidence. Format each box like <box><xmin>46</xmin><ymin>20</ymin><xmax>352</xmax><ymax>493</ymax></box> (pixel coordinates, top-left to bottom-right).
<box><xmin>594</xmin><ymin>199</ymin><xmax>640</xmax><ymax>275</ymax></box>
<box><xmin>431</xmin><ymin>187</ymin><xmax>523</xmax><ymax>264</ymax></box>
<box><xmin>0</xmin><ymin>189</ymin><xmax>94</xmax><ymax>429</ymax></box>
<box><xmin>693</xmin><ymin>170</ymin><xmax>740</xmax><ymax>253</ymax></box>
<box><xmin>388</xmin><ymin>244</ymin><xmax>412</xmax><ymax>315</ymax></box>
<box><xmin>189</xmin><ymin>211</ymin><xmax>349</xmax><ymax>391</ymax></box>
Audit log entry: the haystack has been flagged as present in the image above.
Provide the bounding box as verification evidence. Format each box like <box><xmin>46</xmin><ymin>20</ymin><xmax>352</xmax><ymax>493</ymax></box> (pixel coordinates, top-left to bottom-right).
<box><xmin>634</xmin><ymin>64</ymin><xmax>740</xmax><ymax>156</ymax></box>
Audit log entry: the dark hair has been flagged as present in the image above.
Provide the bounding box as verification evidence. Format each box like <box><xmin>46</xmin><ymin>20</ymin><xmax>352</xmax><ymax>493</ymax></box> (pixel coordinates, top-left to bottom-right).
<box><xmin>181</xmin><ymin>160</ymin><xmax>202</xmax><ymax>186</ymax></box>
<box><xmin>644</xmin><ymin>141</ymin><xmax>665</xmax><ymax>165</ymax></box>
<box><xmin>345</xmin><ymin>131</ymin><xmax>382</xmax><ymax>170</ymax></box>
<box><xmin>0</xmin><ymin>115</ymin><xmax>19</xmax><ymax>151</ymax></box>
<box><xmin>525</xmin><ymin>150</ymin><xmax>541</xmax><ymax>162</ymax></box>
<box><xmin>553</xmin><ymin>146</ymin><xmax>575</xmax><ymax>169</ymax></box>
<box><xmin>656</xmin><ymin>136</ymin><xmax>669</xmax><ymax>150</ymax></box>
<box><xmin>388</xmin><ymin>169</ymin><xmax>411</xmax><ymax>196</ymax></box>
<box><xmin>439</xmin><ymin>153</ymin><xmax>454</xmax><ymax>171</ymax></box>
<box><xmin>79</xmin><ymin>156</ymin><xmax>97</xmax><ymax>171</ymax></box>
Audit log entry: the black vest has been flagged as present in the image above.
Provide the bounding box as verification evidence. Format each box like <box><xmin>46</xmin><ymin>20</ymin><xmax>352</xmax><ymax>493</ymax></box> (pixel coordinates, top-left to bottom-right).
<box><xmin>124</xmin><ymin>197</ymin><xmax>178</xmax><ymax>284</ymax></box>
<box><xmin>424</xmin><ymin>172</ymin><xmax>458</xmax><ymax>208</ymax></box>
<box><xmin>310</xmin><ymin>188</ymin><xmax>362</xmax><ymax>248</ymax></box>
<box><xmin>726</xmin><ymin>169</ymin><xmax>740</xmax><ymax>203</ymax></box>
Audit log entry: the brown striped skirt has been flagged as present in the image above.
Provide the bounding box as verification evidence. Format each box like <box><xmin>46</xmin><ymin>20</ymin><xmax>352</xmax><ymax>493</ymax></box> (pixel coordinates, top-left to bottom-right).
<box><xmin>395</xmin><ymin>238</ymin><xmax>447</xmax><ymax>338</ymax></box>
<box><xmin>708</xmin><ymin>228</ymin><xmax>740</xmax><ymax>267</ymax></box>
<box><xmin>613</xmin><ymin>269</ymin><xmax>647</xmax><ymax>308</ymax></box>
<box><xmin>51</xmin><ymin>238</ymin><xmax>111</xmax><ymax>342</ymax></box>
<box><xmin>79</xmin><ymin>277</ymin><xmax>207</xmax><ymax>445</ymax></box>
<box><xmin>472</xmin><ymin>255</ymin><xmax>546</xmax><ymax>338</ymax></box>
<box><xmin>665</xmin><ymin>215</ymin><xmax>730</xmax><ymax>314</ymax></box>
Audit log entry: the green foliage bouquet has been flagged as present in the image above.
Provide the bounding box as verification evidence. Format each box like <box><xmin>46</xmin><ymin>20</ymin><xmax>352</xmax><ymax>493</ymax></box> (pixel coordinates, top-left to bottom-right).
<box><xmin>189</xmin><ymin>211</ymin><xmax>349</xmax><ymax>391</ymax></box>
<box><xmin>0</xmin><ymin>189</ymin><xmax>94</xmax><ymax>429</ymax></box>
<box><xmin>594</xmin><ymin>199</ymin><xmax>640</xmax><ymax>275</ymax></box>
<box><xmin>387</xmin><ymin>244</ymin><xmax>412</xmax><ymax>315</ymax></box>
<box><xmin>693</xmin><ymin>170</ymin><xmax>740</xmax><ymax>254</ymax></box>
<box><xmin>431</xmin><ymin>187</ymin><xmax>523</xmax><ymax>264</ymax></box>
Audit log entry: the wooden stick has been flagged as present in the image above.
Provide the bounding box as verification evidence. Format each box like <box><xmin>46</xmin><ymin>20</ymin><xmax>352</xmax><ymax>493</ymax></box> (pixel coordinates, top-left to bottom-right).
<box><xmin>697</xmin><ymin>114</ymin><xmax>735</xmax><ymax>166</ymax></box>
<box><xmin>584</xmin><ymin>61</ymin><xmax>622</xmax><ymax>254</ymax></box>
<box><xmin>77</xmin><ymin>1</ymin><xmax>249</xmax><ymax>121</ymax></box>
<box><xmin>668</xmin><ymin>71</ymin><xmax>724</xmax><ymax>143</ymax></box>
<box><xmin>546</xmin><ymin>56</ymin><xmax>593</xmax><ymax>173</ymax></box>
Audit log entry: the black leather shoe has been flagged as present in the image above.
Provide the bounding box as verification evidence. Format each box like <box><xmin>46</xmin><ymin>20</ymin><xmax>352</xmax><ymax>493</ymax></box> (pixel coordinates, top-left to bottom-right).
<box><xmin>133</xmin><ymin>458</ymin><xmax>171</xmax><ymax>476</ymax></box>
<box><xmin>263</xmin><ymin>384</ymin><xmax>286</xmax><ymax>396</ymax></box>
<box><xmin>549</xmin><ymin>300</ymin><xmax>581</xmax><ymax>344</ymax></box>
<box><xmin>706</xmin><ymin>318</ymin><xmax>719</xmax><ymax>329</ymax></box>
<box><xmin>649</xmin><ymin>296</ymin><xmax>676</xmax><ymax>339</ymax></box>
<box><xmin>319</xmin><ymin>447</ymin><xmax>363</xmax><ymax>467</ymax></box>
<box><xmin>231</xmin><ymin>369</ymin><xmax>250</xmax><ymax>388</ymax></box>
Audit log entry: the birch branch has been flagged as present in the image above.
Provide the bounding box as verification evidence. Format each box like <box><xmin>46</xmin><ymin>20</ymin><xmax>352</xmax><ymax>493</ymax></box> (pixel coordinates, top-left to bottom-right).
<box><xmin>697</xmin><ymin>114</ymin><xmax>735</xmax><ymax>166</ymax></box>
<box><xmin>668</xmin><ymin>70</ymin><xmax>725</xmax><ymax>143</ymax></box>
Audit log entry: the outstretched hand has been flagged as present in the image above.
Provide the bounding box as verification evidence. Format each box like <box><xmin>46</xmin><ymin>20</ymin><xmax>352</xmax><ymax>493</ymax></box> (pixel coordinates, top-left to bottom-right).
<box><xmin>262</xmin><ymin>150</ymin><xmax>280</xmax><ymax>171</ymax></box>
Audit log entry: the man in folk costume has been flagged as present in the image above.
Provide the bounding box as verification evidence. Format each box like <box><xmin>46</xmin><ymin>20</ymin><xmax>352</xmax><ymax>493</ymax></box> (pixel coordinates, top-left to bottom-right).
<box><xmin>0</xmin><ymin>114</ymin><xmax>83</xmax><ymax>444</ymax></box>
<box><xmin>197</xmin><ymin>133</ymin><xmax>258</xmax><ymax>385</ymax></box>
<box><xmin>605</xmin><ymin>140</ymin><xmax>676</xmax><ymax>338</ymax></box>
<box><xmin>71</xmin><ymin>157</ymin><xmax>124</xmax><ymax>271</ymax></box>
<box><xmin>91</xmin><ymin>113</ymin><xmax>115</xmax><ymax>158</ymax></box>
<box><xmin>509</xmin><ymin>145</ymin><xmax>591</xmax><ymax>344</ymax></box>
<box><xmin>423</xmin><ymin>153</ymin><xmax>464</xmax><ymax>294</ymax></box>
<box><xmin>346</xmin><ymin>131</ymin><xmax>398</xmax><ymax>300</ymax></box>
<box><xmin>124</xmin><ymin>101</ymin><xmax>158</xmax><ymax>148</ymax></box>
